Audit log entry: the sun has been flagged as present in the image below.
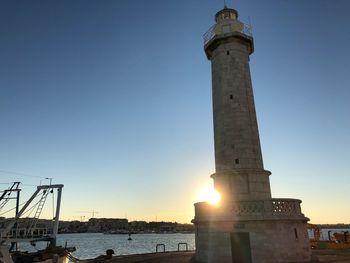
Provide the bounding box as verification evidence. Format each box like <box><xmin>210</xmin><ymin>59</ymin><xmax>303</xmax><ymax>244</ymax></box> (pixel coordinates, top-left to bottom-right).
<box><xmin>196</xmin><ymin>184</ymin><xmax>221</xmax><ymax>206</ymax></box>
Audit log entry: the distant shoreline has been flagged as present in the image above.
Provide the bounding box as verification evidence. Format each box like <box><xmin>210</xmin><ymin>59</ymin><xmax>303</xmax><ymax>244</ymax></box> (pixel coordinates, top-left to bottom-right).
<box><xmin>58</xmin><ymin>231</ymin><xmax>195</xmax><ymax>235</ymax></box>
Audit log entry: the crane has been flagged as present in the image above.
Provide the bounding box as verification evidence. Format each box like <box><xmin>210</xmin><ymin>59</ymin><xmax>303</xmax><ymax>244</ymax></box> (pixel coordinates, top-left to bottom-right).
<box><xmin>76</xmin><ymin>210</ymin><xmax>99</xmax><ymax>219</ymax></box>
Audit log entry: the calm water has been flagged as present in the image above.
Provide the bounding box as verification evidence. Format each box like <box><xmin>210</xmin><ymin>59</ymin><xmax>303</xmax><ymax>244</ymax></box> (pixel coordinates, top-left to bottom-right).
<box><xmin>17</xmin><ymin>228</ymin><xmax>350</xmax><ymax>260</ymax></box>
<box><xmin>19</xmin><ymin>233</ymin><xmax>195</xmax><ymax>260</ymax></box>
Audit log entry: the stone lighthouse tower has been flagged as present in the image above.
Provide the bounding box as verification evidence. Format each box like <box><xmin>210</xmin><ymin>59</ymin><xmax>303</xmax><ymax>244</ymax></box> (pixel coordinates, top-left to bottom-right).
<box><xmin>192</xmin><ymin>6</ymin><xmax>311</xmax><ymax>263</ymax></box>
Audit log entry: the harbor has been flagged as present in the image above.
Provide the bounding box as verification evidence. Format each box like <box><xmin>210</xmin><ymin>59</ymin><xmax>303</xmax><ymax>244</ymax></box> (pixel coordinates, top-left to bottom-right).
<box><xmin>19</xmin><ymin>233</ymin><xmax>195</xmax><ymax>260</ymax></box>
<box><xmin>0</xmin><ymin>0</ymin><xmax>349</xmax><ymax>262</ymax></box>
<box><xmin>14</xmin><ymin>232</ymin><xmax>350</xmax><ymax>262</ymax></box>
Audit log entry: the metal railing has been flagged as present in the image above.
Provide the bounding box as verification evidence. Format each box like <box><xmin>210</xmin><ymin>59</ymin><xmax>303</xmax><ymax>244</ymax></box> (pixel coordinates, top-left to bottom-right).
<box><xmin>177</xmin><ymin>242</ymin><xmax>188</xmax><ymax>251</ymax></box>
<box><xmin>203</xmin><ymin>25</ymin><xmax>216</xmax><ymax>46</ymax></box>
<box><xmin>156</xmin><ymin>243</ymin><xmax>165</xmax><ymax>253</ymax></box>
<box><xmin>203</xmin><ymin>21</ymin><xmax>253</xmax><ymax>46</ymax></box>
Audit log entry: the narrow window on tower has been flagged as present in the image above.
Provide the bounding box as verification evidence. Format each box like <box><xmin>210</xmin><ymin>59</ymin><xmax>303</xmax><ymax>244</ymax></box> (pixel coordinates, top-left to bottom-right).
<box><xmin>235</xmin><ymin>159</ymin><xmax>239</xmax><ymax>164</ymax></box>
<box><xmin>294</xmin><ymin>228</ymin><xmax>298</xmax><ymax>239</ymax></box>
<box><xmin>227</xmin><ymin>51</ymin><xmax>230</xmax><ymax>55</ymax></box>
<box><xmin>230</xmin><ymin>94</ymin><xmax>233</xmax><ymax>100</ymax></box>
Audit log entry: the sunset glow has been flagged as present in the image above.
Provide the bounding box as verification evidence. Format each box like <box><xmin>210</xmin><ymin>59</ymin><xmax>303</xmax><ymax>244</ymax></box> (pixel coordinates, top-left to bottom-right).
<box><xmin>197</xmin><ymin>184</ymin><xmax>221</xmax><ymax>206</ymax></box>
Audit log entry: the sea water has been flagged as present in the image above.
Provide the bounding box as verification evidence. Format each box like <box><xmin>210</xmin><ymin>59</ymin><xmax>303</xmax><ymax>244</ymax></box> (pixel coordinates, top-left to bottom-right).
<box><xmin>18</xmin><ymin>233</ymin><xmax>195</xmax><ymax>260</ymax></box>
<box><xmin>17</xmin><ymin>228</ymin><xmax>350</xmax><ymax>260</ymax></box>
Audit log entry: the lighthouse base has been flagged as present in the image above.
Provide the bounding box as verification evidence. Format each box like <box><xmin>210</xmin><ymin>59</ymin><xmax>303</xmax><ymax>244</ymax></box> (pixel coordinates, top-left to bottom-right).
<box><xmin>192</xmin><ymin>200</ymin><xmax>311</xmax><ymax>263</ymax></box>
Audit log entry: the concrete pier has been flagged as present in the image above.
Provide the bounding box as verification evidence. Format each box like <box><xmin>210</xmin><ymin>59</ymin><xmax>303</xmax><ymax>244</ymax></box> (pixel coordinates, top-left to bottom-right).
<box><xmin>83</xmin><ymin>250</ymin><xmax>350</xmax><ymax>263</ymax></box>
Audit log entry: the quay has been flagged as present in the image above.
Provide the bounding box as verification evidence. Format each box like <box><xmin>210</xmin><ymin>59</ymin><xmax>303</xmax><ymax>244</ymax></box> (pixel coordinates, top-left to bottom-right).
<box><xmin>81</xmin><ymin>250</ymin><xmax>350</xmax><ymax>263</ymax></box>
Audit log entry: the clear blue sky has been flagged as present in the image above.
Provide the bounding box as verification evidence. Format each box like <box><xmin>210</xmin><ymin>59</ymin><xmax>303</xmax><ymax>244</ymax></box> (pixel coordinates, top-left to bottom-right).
<box><xmin>0</xmin><ymin>0</ymin><xmax>349</xmax><ymax>223</ymax></box>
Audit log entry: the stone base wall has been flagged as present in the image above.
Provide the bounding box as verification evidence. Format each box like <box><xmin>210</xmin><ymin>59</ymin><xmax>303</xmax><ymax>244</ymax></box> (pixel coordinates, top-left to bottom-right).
<box><xmin>194</xmin><ymin>219</ymin><xmax>311</xmax><ymax>263</ymax></box>
<box><xmin>193</xmin><ymin>199</ymin><xmax>312</xmax><ymax>263</ymax></box>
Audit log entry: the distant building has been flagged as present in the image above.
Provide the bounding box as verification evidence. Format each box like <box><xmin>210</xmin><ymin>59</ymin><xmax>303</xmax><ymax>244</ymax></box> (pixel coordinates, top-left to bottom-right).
<box><xmin>128</xmin><ymin>221</ymin><xmax>147</xmax><ymax>232</ymax></box>
<box><xmin>1</xmin><ymin>217</ymin><xmax>194</xmax><ymax>234</ymax></box>
<box><xmin>87</xmin><ymin>218</ymin><xmax>128</xmax><ymax>233</ymax></box>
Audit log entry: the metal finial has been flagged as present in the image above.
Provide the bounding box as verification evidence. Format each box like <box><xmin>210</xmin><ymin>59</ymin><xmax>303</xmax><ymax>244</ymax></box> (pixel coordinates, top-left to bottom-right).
<box><xmin>224</xmin><ymin>0</ymin><xmax>227</xmax><ymax>8</ymax></box>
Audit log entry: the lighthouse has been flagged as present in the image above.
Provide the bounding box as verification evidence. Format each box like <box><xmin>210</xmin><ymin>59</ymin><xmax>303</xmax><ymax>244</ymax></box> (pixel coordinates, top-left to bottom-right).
<box><xmin>192</xmin><ymin>6</ymin><xmax>311</xmax><ymax>263</ymax></box>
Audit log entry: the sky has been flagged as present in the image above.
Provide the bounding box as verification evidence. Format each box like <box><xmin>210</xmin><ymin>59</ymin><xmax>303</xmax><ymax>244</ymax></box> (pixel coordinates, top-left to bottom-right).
<box><xmin>0</xmin><ymin>0</ymin><xmax>349</xmax><ymax>224</ymax></box>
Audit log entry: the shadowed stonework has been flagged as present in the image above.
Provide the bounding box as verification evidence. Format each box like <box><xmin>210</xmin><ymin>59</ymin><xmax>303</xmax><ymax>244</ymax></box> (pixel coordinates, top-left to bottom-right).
<box><xmin>192</xmin><ymin>6</ymin><xmax>311</xmax><ymax>263</ymax></box>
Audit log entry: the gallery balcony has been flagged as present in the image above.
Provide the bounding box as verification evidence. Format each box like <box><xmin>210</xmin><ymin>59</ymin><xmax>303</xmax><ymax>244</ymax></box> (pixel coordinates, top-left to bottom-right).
<box><xmin>193</xmin><ymin>198</ymin><xmax>308</xmax><ymax>222</ymax></box>
<box><xmin>203</xmin><ymin>20</ymin><xmax>254</xmax><ymax>58</ymax></box>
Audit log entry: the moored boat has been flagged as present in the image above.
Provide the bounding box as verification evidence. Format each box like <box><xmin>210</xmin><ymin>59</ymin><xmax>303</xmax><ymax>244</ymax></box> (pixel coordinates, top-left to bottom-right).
<box><xmin>0</xmin><ymin>182</ymin><xmax>75</xmax><ymax>263</ymax></box>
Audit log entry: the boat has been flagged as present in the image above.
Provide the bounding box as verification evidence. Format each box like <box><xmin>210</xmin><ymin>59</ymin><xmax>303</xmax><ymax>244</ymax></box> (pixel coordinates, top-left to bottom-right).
<box><xmin>0</xmin><ymin>182</ymin><xmax>75</xmax><ymax>263</ymax></box>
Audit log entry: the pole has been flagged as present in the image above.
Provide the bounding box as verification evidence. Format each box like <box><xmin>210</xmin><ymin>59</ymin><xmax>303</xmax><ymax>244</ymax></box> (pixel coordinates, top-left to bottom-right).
<box><xmin>51</xmin><ymin>186</ymin><xmax>63</xmax><ymax>246</ymax></box>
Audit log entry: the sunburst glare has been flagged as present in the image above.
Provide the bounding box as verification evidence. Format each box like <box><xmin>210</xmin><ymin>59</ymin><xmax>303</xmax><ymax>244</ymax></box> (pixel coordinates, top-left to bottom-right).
<box><xmin>196</xmin><ymin>184</ymin><xmax>221</xmax><ymax>206</ymax></box>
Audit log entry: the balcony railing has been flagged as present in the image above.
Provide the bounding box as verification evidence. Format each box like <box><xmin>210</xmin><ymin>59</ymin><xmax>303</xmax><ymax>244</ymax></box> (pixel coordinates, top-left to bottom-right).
<box><xmin>231</xmin><ymin>199</ymin><xmax>302</xmax><ymax>216</ymax></box>
<box><xmin>203</xmin><ymin>21</ymin><xmax>253</xmax><ymax>46</ymax></box>
<box><xmin>194</xmin><ymin>198</ymin><xmax>305</xmax><ymax>221</ymax></box>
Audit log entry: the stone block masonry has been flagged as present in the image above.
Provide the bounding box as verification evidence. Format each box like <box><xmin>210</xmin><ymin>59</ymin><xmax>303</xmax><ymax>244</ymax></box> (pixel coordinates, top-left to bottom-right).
<box><xmin>193</xmin><ymin>6</ymin><xmax>311</xmax><ymax>263</ymax></box>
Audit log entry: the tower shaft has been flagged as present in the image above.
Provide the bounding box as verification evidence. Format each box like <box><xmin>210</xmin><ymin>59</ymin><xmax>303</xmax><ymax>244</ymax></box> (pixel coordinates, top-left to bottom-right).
<box><xmin>212</xmin><ymin>42</ymin><xmax>263</xmax><ymax>172</ymax></box>
<box><xmin>205</xmin><ymin>17</ymin><xmax>271</xmax><ymax>202</ymax></box>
